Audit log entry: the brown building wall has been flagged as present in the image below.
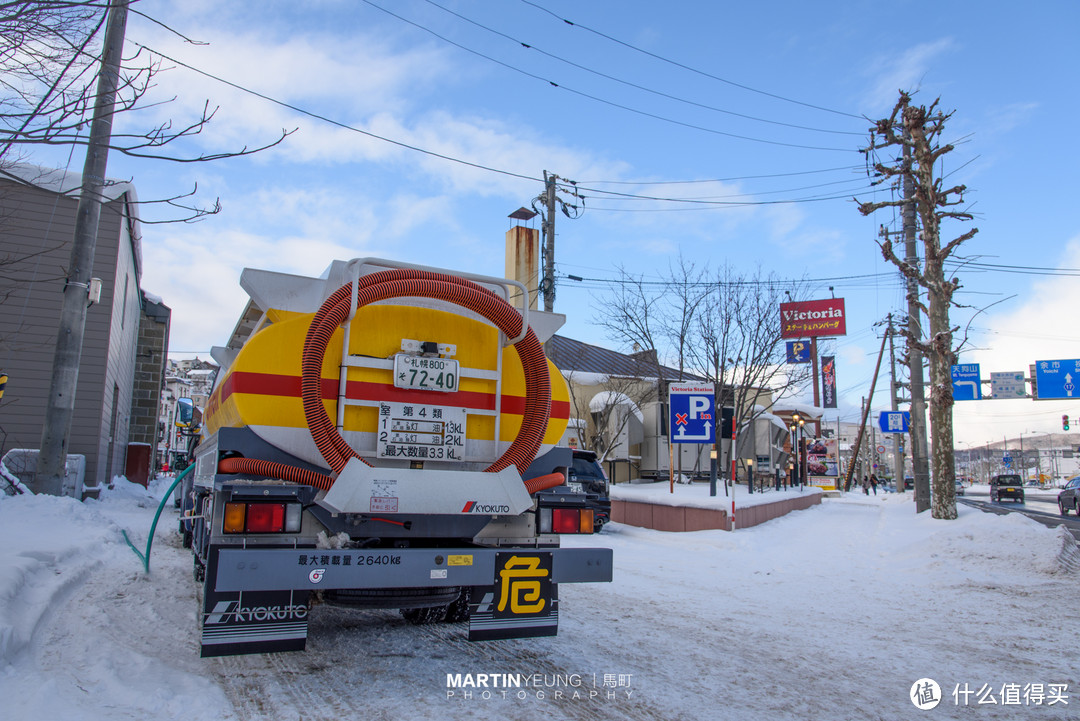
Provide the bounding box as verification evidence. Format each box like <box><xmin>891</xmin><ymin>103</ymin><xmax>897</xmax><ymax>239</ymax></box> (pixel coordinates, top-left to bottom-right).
<box><xmin>0</xmin><ymin>174</ymin><xmax>141</xmax><ymax>489</ymax></box>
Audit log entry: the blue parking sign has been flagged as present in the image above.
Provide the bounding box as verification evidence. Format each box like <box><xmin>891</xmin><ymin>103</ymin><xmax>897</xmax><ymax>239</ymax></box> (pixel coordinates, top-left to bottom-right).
<box><xmin>786</xmin><ymin>341</ymin><xmax>811</xmax><ymax>364</ymax></box>
<box><xmin>669</xmin><ymin>384</ymin><xmax>715</xmax><ymax>444</ymax></box>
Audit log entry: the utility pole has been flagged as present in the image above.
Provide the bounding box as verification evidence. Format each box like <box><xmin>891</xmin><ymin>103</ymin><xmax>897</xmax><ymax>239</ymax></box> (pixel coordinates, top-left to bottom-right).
<box><xmin>886</xmin><ymin>314</ymin><xmax>906</xmax><ymax>488</ymax></box>
<box><xmin>36</xmin><ymin>0</ymin><xmax>130</xmax><ymax>495</ymax></box>
<box><xmin>541</xmin><ymin>170</ymin><xmax>557</xmax><ymax>313</ymax></box>
<box><xmin>902</xmin><ymin>133</ymin><xmax>931</xmax><ymax>513</ymax></box>
<box><xmin>843</xmin><ymin>327</ymin><xmax>889</xmax><ymax>493</ymax></box>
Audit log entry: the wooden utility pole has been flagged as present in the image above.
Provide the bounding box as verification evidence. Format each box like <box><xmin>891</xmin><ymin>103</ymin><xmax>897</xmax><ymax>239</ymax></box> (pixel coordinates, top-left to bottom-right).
<box><xmin>844</xmin><ymin>327</ymin><xmax>889</xmax><ymax>493</ymax></box>
<box><xmin>902</xmin><ymin>133</ymin><xmax>932</xmax><ymax>513</ymax></box>
<box><xmin>886</xmin><ymin>314</ymin><xmax>906</xmax><ymax>487</ymax></box>
<box><xmin>36</xmin><ymin>0</ymin><xmax>130</xmax><ymax>495</ymax></box>
<box><xmin>541</xmin><ymin>171</ymin><xmax>557</xmax><ymax>312</ymax></box>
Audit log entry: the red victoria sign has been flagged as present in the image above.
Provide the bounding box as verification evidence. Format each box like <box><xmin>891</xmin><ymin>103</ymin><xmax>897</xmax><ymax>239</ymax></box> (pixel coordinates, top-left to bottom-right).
<box><xmin>780</xmin><ymin>298</ymin><xmax>847</xmax><ymax>339</ymax></box>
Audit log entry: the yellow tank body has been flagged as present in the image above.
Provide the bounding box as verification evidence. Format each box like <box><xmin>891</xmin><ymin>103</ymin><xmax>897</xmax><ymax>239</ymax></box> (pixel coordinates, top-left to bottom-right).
<box><xmin>205</xmin><ymin>302</ymin><xmax>569</xmax><ymax>471</ymax></box>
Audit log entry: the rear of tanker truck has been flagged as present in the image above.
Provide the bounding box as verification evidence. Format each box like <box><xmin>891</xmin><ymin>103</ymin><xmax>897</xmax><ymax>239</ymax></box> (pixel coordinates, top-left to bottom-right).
<box><xmin>181</xmin><ymin>258</ymin><xmax>613</xmax><ymax>657</ymax></box>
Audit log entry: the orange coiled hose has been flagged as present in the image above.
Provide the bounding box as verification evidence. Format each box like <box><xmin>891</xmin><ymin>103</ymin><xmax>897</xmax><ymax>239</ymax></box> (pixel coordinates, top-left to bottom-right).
<box><xmin>218</xmin><ymin>457</ymin><xmax>335</xmax><ymax>490</ymax></box>
<box><xmin>524</xmin><ymin>472</ymin><xmax>567</xmax><ymax>495</ymax></box>
<box><xmin>300</xmin><ymin>268</ymin><xmax>551</xmax><ymax>480</ymax></box>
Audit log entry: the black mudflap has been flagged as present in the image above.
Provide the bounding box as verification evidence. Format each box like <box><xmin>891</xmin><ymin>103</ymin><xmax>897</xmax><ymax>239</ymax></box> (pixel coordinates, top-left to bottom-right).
<box><xmin>468</xmin><ymin>551</ymin><xmax>558</xmax><ymax>641</ymax></box>
<box><xmin>200</xmin><ymin>546</ymin><xmax>310</xmax><ymax>657</ymax></box>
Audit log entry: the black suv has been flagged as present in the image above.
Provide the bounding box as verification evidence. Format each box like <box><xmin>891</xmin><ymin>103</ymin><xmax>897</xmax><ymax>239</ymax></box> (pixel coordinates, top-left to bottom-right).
<box><xmin>1058</xmin><ymin>478</ymin><xmax>1080</xmax><ymax>515</ymax></box>
<box><xmin>990</xmin><ymin>474</ymin><xmax>1025</xmax><ymax>503</ymax></box>
<box><xmin>567</xmin><ymin>449</ymin><xmax>611</xmax><ymax>532</ymax></box>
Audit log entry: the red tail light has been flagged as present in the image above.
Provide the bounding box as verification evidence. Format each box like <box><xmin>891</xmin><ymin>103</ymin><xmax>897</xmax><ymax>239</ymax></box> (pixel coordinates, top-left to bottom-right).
<box><xmin>246</xmin><ymin>503</ymin><xmax>286</xmax><ymax>533</ymax></box>
<box><xmin>223</xmin><ymin>501</ymin><xmax>302</xmax><ymax>534</ymax></box>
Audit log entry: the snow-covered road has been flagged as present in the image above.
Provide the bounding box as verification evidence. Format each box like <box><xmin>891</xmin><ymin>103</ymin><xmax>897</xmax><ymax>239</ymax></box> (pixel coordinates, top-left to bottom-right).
<box><xmin>2</xmin><ymin>479</ymin><xmax>1078</xmax><ymax>720</ymax></box>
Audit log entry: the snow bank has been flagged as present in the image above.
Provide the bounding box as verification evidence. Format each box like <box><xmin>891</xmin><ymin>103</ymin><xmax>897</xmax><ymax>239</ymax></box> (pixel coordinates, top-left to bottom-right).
<box><xmin>0</xmin><ymin>476</ymin><xmax>1076</xmax><ymax>720</ymax></box>
<box><xmin>611</xmin><ymin>479</ymin><xmax>822</xmax><ymax>510</ymax></box>
<box><xmin>0</xmin><ymin>493</ymin><xmax>116</xmax><ymax>660</ymax></box>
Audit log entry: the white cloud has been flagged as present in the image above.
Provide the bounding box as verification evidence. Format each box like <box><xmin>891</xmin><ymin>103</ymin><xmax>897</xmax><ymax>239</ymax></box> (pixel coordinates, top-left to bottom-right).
<box><xmin>862</xmin><ymin>38</ymin><xmax>956</xmax><ymax>114</ymax></box>
<box><xmin>951</xmin><ymin>235</ymin><xmax>1080</xmax><ymax>444</ymax></box>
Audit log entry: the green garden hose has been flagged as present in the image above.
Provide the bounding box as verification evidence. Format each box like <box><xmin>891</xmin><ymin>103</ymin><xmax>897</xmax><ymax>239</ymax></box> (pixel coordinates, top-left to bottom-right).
<box><xmin>122</xmin><ymin>464</ymin><xmax>193</xmax><ymax>573</ymax></box>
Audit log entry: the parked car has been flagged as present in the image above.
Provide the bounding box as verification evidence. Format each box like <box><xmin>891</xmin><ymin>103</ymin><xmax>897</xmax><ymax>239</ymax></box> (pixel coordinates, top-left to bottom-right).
<box><xmin>566</xmin><ymin>449</ymin><xmax>611</xmax><ymax>532</ymax></box>
<box><xmin>1058</xmin><ymin>478</ymin><xmax>1080</xmax><ymax>515</ymax></box>
<box><xmin>955</xmin><ymin>480</ymin><xmax>965</xmax><ymax>496</ymax></box>
<box><xmin>989</xmin><ymin>474</ymin><xmax>1024</xmax><ymax>503</ymax></box>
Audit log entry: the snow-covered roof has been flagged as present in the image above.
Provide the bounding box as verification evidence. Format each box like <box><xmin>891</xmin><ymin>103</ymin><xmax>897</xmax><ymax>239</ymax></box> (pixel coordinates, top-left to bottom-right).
<box><xmin>750</xmin><ymin>404</ymin><xmax>792</xmax><ymax>433</ymax></box>
<box><xmin>0</xmin><ymin>162</ymin><xmax>143</xmax><ymax>274</ymax></box>
<box><xmin>588</xmin><ymin>391</ymin><xmax>644</xmax><ymax>422</ymax></box>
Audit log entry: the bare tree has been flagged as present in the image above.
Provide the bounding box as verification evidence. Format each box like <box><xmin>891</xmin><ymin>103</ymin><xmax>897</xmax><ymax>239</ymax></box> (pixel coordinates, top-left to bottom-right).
<box><xmin>685</xmin><ymin>265</ymin><xmax>812</xmax><ymax>461</ymax></box>
<box><xmin>592</xmin><ymin>264</ymin><xmax>664</xmax><ymax>365</ymax></box>
<box><xmin>597</xmin><ymin>260</ymin><xmax>813</xmax><ymax>466</ymax></box>
<box><xmin>0</xmin><ymin>0</ymin><xmax>291</xmax><ymax>214</ymax></box>
<box><xmin>659</xmin><ymin>254</ymin><xmax>708</xmax><ymax>380</ymax></box>
<box><xmin>1</xmin><ymin>1</ymin><xmax>293</xmax><ymax>496</ymax></box>
<box><xmin>561</xmin><ymin>355</ymin><xmax>659</xmax><ymax>465</ymax></box>
<box><xmin>857</xmin><ymin>91</ymin><xmax>976</xmax><ymax>520</ymax></box>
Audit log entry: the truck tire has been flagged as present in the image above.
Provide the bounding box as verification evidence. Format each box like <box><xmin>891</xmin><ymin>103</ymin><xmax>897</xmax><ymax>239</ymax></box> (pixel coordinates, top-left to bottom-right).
<box><xmin>400</xmin><ymin>606</ymin><xmax>448</xmax><ymax>625</ymax></box>
<box><xmin>443</xmin><ymin>589</ymin><xmax>470</xmax><ymax>623</ymax></box>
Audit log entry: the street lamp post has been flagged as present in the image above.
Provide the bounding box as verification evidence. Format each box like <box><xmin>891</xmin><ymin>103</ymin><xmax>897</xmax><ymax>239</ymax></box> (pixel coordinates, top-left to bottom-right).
<box><xmin>745</xmin><ymin>457</ymin><xmax>754</xmax><ymax>494</ymax></box>
<box><xmin>790</xmin><ymin>413</ymin><xmax>806</xmax><ymax>489</ymax></box>
<box><xmin>787</xmin><ymin>461</ymin><xmax>794</xmax><ymax>490</ymax></box>
<box><xmin>790</xmin><ymin>416</ymin><xmax>800</xmax><ymax>490</ymax></box>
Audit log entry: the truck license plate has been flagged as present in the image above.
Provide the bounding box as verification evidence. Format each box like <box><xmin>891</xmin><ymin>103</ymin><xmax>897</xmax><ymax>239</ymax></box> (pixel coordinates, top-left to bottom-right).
<box><xmin>393</xmin><ymin>354</ymin><xmax>459</xmax><ymax>392</ymax></box>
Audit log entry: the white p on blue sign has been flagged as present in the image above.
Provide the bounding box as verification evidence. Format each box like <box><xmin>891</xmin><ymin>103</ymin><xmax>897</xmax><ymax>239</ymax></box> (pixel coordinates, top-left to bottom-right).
<box><xmin>669</xmin><ymin>383</ymin><xmax>715</xmax><ymax>444</ymax></box>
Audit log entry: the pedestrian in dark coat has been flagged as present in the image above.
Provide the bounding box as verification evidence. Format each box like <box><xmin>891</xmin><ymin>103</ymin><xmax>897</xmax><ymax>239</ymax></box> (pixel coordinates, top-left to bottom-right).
<box><xmin>870</xmin><ymin>474</ymin><xmax>878</xmax><ymax>495</ymax></box>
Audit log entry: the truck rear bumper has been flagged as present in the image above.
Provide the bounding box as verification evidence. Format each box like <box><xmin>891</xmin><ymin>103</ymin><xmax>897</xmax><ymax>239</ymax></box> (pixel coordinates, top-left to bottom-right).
<box><xmin>214</xmin><ymin>545</ymin><xmax>613</xmax><ymax>592</ymax></box>
<box><xmin>200</xmin><ymin>545</ymin><xmax>612</xmax><ymax>656</ymax></box>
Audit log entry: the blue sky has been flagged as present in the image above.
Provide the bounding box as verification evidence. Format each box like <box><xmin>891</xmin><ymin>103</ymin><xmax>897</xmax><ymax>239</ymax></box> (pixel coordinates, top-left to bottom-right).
<box><xmin>46</xmin><ymin>0</ymin><xmax>1078</xmax><ymax>447</ymax></box>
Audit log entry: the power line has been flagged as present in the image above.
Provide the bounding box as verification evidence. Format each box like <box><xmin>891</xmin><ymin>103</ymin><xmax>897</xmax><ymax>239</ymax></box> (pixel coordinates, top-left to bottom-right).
<box><xmin>583</xmin><ymin>176</ymin><xmax>876</xmax><ymax>202</ymax></box>
<box><xmin>578</xmin><ymin>165</ymin><xmax>864</xmax><ymax>185</ymax></box>
<box><xmin>131</xmin><ymin>42</ymin><xmax>542</xmax><ymax>184</ymax></box>
<box><xmin>574</xmin><ymin>183</ymin><xmax>883</xmax><ymax>208</ymax></box>
<box><xmin>561</xmin><ymin>270</ymin><xmax>899</xmax><ymax>288</ymax></box>
<box><xmin>359</xmin><ymin>0</ymin><xmax>856</xmax><ymax>152</ymax></box>
<box><xmin>949</xmin><ymin>261</ymin><xmax>1080</xmax><ymax>277</ymax></box>
<box><xmin>135</xmin><ymin>42</ymin><xmax>874</xmax><ymax>211</ymax></box>
<box><xmin>519</xmin><ymin>0</ymin><xmax>864</xmax><ymax>121</ymax></box>
<box><xmin>420</xmin><ymin>0</ymin><xmax>863</xmax><ymax>137</ymax></box>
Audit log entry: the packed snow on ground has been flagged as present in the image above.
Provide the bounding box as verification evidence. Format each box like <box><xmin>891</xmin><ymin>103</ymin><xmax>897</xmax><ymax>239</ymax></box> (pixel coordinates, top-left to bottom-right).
<box><xmin>1</xmin><ymin>476</ymin><xmax>1078</xmax><ymax>720</ymax></box>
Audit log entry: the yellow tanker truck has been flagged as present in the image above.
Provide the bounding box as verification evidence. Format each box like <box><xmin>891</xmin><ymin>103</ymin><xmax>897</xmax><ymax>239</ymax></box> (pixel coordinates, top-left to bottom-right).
<box><xmin>181</xmin><ymin>257</ymin><xmax>612</xmax><ymax>657</ymax></box>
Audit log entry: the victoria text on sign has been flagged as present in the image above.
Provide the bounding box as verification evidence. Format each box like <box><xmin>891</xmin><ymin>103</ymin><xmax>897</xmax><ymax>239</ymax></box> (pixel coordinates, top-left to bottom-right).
<box><xmin>779</xmin><ymin>298</ymin><xmax>847</xmax><ymax>339</ymax></box>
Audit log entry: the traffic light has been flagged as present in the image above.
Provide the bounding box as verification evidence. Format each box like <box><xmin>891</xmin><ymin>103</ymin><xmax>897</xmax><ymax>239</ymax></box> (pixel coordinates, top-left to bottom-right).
<box><xmin>1063</xmin><ymin>414</ymin><xmax>1070</xmax><ymax>431</ymax></box>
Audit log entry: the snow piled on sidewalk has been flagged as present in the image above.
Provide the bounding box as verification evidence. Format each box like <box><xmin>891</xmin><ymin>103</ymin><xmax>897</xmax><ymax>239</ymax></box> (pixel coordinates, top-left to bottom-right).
<box><xmin>0</xmin><ymin>478</ymin><xmax>1077</xmax><ymax>720</ymax></box>
<box><xmin>0</xmin><ymin>477</ymin><xmax>236</xmax><ymax>720</ymax></box>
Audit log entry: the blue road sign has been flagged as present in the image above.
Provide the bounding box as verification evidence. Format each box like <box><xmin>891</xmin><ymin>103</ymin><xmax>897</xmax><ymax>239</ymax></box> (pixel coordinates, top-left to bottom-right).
<box><xmin>669</xmin><ymin>384</ymin><xmax>715</xmax><ymax>444</ymax></box>
<box><xmin>1034</xmin><ymin>359</ymin><xmax>1080</xmax><ymax>400</ymax></box>
<box><xmin>786</xmin><ymin>341</ymin><xmax>811</xmax><ymax>364</ymax></box>
<box><xmin>878</xmin><ymin>411</ymin><xmax>910</xmax><ymax>434</ymax></box>
<box><xmin>1003</xmin><ymin>455</ymin><xmax>1012</xmax><ymax>467</ymax></box>
<box><xmin>950</xmin><ymin>364</ymin><xmax>982</xmax><ymax>401</ymax></box>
